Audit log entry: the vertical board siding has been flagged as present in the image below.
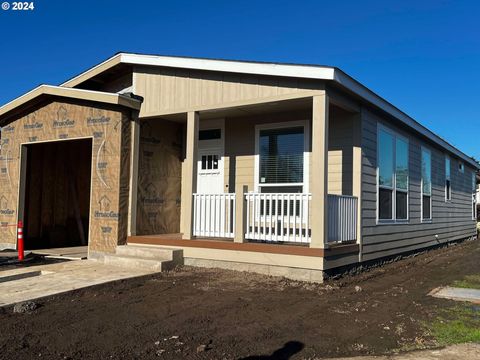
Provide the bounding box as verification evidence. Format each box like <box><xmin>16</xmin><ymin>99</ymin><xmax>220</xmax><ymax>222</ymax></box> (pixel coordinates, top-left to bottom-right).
<box><xmin>134</xmin><ymin>67</ymin><xmax>320</xmax><ymax>117</ymax></box>
<box><xmin>361</xmin><ymin>108</ymin><xmax>476</xmax><ymax>261</ymax></box>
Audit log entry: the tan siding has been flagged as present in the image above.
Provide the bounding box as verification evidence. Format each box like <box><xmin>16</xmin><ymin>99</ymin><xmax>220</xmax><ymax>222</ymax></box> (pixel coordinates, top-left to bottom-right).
<box><xmin>327</xmin><ymin>109</ymin><xmax>355</xmax><ymax>195</ymax></box>
<box><xmin>134</xmin><ymin>66</ymin><xmax>321</xmax><ymax>117</ymax></box>
<box><xmin>223</xmin><ymin>110</ymin><xmax>312</xmax><ymax>193</ymax></box>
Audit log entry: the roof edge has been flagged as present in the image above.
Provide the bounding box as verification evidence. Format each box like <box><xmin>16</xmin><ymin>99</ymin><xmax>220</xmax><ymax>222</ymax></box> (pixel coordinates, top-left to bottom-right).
<box><xmin>332</xmin><ymin>69</ymin><xmax>480</xmax><ymax>169</ymax></box>
<box><xmin>0</xmin><ymin>85</ymin><xmax>142</xmax><ymax>121</ymax></box>
<box><xmin>61</xmin><ymin>53</ymin><xmax>123</xmax><ymax>88</ymax></box>
<box><xmin>17</xmin><ymin>52</ymin><xmax>480</xmax><ymax>169</ymax></box>
<box><xmin>60</xmin><ymin>52</ymin><xmax>336</xmax><ymax>88</ymax></box>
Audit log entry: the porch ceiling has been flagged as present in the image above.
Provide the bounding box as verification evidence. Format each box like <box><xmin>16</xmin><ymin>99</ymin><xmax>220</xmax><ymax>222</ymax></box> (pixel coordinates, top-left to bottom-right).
<box><xmin>151</xmin><ymin>97</ymin><xmax>313</xmax><ymax>122</ymax></box>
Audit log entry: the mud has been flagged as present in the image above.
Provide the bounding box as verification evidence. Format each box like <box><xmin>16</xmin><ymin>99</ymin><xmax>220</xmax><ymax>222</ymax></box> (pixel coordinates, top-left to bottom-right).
<box><xmin>1</xmin><ymin>240</ymin><xmax>479</xmax><ymax>359</ymax></box>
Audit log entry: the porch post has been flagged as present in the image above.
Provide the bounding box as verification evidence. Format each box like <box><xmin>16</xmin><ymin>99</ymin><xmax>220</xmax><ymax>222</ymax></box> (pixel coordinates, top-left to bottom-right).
<box><xmin>353</xmin><ymin>111</ymin><xmax>363</xmax><ymax>260</ymax></box>
<box><xmin>234</xmin><ymin>185</ymin><xmax>248</xmax><ymax>243</ymax></box>
<box><xmin>310</xmin><ymin>94</ymin><xmax>329</xmax><ymax>248</ymax></box>
<box><xmin>181</xmin><ymin>111</ymin><xmax>199</xmax><ymax>240</ymax></box>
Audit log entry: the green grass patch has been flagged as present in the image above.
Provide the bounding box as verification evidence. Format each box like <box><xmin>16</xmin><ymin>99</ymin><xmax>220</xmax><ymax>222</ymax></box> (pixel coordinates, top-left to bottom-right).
<box><xmin>452</xmin><ymin>275</ymin><xmax>480</xmax><ymax>290</ymax></box>
<box><xmin>429</xmin><ymin>305</ymin><xmax>480</xmax><ymax>345</ymax></box>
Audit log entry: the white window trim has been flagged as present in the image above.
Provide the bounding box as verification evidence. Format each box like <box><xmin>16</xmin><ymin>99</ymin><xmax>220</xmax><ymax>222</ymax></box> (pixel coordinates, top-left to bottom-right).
<box><xmin>445</xmin><ymin>155</ymin><xmax>451</xmax><ymax>202</ymax></box>
<box><xmin>376</xmin><ymin>124</ymin><xmax>409</xmax><ymax>224</ymax></box>
<box><xmin>421</xmin><ymin>146</ymin><xmax>433</xmax><ymax>222</ymax></box>
<box><xmin>458</xmin><ymin>161</ymin><xmax>465</xmax><ymax>173</ymax></box>
<box><xmin>254</xmin><ymin>120</ymin><xmax>310</xmax><ymax>193</ymax></box>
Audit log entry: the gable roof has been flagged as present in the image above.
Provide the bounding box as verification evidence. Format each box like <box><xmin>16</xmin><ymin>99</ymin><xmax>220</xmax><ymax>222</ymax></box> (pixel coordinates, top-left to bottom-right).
<box><xmin>61</xmin><ymin>53</ymin><xmax>338</xmax><ymax>88</ymax></box>
<box><xmin>0</xmin><ymin>85</ymin><xmax>142</xmax><ymax>121</ymax></box>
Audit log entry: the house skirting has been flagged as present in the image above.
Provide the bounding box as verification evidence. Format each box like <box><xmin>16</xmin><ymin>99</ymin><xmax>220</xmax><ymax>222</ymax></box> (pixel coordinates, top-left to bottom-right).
<box><xmin>184</xmin><ymin>258</ymin><xmax>325</xmax><ymax>283</ymax></box>
<box><xmin>126</xmin><ymin>235</ymin><xmax>329</xmax><ymax>282</ymax></box>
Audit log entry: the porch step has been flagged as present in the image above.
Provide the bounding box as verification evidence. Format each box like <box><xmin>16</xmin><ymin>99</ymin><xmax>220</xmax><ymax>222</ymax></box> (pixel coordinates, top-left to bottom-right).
<box><xmin>116</xmin><ymin>245</ymin><xmax>183</xmax><ymax>262</ymax></box>
<box><xmin>103</xmin><ymin>246</ymin><xmax>183</xmax><ymax>272</ymax></box>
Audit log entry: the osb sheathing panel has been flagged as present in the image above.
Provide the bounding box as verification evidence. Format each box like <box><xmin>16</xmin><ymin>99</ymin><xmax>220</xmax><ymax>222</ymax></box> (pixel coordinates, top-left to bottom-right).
<box><xmin>0</xmin><ymin>100</ymin><xmax>131</xmax><ymax>253</ymax></box>
<box><xmin>136</xmin><ymin>119</ymin><xmax>182</xmax><ymax>235</ymax></box>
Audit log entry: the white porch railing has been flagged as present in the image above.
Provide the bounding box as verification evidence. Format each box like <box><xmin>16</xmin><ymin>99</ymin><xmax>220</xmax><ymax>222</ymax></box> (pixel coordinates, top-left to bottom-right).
<box><xmin>327</xmin><ymin>194</ymin><xmax>358</xmax><ymax>243</ymax></box>
<box><xmin>245</xmin><ymin>193</ymin><xmax>312</xmax><ymax>243</ymax></box>
<box><xmin>192</xmin><ymin>192</ymin><xmax>358</xmax><ymax>244</ymax></box>
<box><xmin>193</xmin><ymin>193</ymin><xmax>236</xmax><ymax>238</ymax></box>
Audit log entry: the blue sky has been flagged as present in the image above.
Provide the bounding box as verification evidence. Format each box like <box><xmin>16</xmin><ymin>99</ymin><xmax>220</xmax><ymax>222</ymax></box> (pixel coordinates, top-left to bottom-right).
<box><xmin>1</xmin><ymin>0</ymin><xmax>479</xmax><ymax>158</ymax></box>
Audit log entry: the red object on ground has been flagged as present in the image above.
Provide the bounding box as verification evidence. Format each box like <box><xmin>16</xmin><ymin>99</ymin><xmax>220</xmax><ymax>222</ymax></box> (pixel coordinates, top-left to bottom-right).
<box><xmin>17</xmin><ymin>220</ymin><xmax>24</xmax><ymax>261</ymax></box>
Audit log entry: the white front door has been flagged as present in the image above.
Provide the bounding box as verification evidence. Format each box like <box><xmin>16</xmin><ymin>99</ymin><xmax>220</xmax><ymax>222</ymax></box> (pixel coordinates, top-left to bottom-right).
<box><xmin>197</xmin><ymin>148</ymin><xmax>224</xmax><ymax>193</ymax></box>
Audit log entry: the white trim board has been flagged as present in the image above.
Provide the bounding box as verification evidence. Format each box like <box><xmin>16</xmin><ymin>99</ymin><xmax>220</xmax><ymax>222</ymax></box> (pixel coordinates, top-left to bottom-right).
<box><xmin>254</xmin><ymin>120</ymin><xmax>310</xmax><ymax>193</ymax></box>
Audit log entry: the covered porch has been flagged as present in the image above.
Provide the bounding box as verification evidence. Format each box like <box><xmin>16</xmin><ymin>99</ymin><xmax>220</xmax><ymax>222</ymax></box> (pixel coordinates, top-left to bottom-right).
<box><xmin>128</xmin><ymin>91</ymin><xmax>362</xmax><ymax>253</ymax></box>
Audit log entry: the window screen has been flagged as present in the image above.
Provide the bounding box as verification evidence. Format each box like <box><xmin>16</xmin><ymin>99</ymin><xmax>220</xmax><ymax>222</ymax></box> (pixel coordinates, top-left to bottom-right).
<box><xmin>422</xmin><ymin>195</ymin><xmax>431</xmax><ymax>220</ymax></box>
<box><xmin>379</xmin><ymin>187</ymin><xmax>393</xmax><ymax>220</ymax></box>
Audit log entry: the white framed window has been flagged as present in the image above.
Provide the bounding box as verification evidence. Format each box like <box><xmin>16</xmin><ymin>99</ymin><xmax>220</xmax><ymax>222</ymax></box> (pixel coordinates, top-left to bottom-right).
<box><xmin>445</xmin><ymin>156</ymin><xmax>451</xmax><ymax>201</ymax></box>
<box><xmin>421</xmin><ymin>147</ymin><xmax>432</xmax><ymax>221</ymax></box>
<box><xmin>377</xmin><ymin>125</ymin><xmax>409</xmax><ymax>223</ymax></box>
<box><xmin>254</xmin><ymin>120</ymin><xmax>310</xmax><ymax>194</ymax></box>
<box><xmin>458</xmin><ymin>162</ymin><xmax>465</xmax><ymax>173</ymax></box>
<box><xmin>472</xmin><ymin>171</ymin><xmax>477</xmax><ymax>221</ymax></box>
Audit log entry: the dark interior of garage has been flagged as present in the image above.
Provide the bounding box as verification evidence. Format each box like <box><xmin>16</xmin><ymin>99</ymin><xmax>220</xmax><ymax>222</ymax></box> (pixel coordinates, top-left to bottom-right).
<box><xmin>23</xmin><ymin>139</ymin><xmax>92</xmax><ymax>249</ymax></box>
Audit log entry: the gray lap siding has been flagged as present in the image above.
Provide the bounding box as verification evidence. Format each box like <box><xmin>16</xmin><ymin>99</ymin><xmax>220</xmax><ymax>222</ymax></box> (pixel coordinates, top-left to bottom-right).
<box><xmin>361</xmin><ymin>107</ymin><xmax>476</xmax><ymax>262</ymax></box>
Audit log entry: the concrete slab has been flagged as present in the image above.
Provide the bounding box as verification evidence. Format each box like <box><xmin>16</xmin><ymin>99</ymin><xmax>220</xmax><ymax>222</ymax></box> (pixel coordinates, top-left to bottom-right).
<box><xmin>0</xmin><ymin>259</ymin><xmax>157</xmax><ymax>307</ymax></box>
<box><xmin>429</xmin><ymin>286</ymin><xmax>480</xmax><ymax>304</ymax></box>
<box><xmin>32</xmin><ymin>246</ymin><xmax>88</xmax><ymax>260</ymax></box>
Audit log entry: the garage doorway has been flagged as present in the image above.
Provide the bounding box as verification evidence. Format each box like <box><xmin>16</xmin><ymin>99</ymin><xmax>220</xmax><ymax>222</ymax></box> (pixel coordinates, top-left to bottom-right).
<box><xmin>20</xmin><ymin>138</ymin><xmax>93</xmax><ymax>250</ymax></box>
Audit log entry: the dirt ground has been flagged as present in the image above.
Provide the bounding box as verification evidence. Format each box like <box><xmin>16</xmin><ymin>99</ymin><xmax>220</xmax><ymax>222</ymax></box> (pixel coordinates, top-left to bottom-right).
<box><xmin>1</xmin><ymin>240</ymin><xmax>480</xmax><ymax>360</ymax></box>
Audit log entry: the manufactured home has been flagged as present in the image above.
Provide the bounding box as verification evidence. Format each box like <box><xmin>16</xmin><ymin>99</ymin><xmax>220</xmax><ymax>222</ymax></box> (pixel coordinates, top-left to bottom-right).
<box><xmin>0</xmin><ymin>53</ymin><xmax>478</xmax><ymax>281</ymax></box>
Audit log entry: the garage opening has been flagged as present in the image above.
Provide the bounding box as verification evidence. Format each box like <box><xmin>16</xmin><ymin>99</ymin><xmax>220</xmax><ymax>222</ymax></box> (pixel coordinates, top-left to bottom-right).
<box><xmin>22</xmin><ymin>139</ymin><xmax>92</xmax><ymax>250</ymax></box>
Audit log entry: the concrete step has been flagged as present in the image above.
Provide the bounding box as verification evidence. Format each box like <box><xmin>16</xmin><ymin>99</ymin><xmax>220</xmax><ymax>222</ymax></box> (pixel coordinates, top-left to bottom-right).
<box><xmin>103</xmin><ymin>254</ymin><xmax>177</xmax><ymax>272</ymax></box>
<box><xmin>116</xmin><ymin>245</ymin><xmax>183</xmax><ymax>263</ymax></box>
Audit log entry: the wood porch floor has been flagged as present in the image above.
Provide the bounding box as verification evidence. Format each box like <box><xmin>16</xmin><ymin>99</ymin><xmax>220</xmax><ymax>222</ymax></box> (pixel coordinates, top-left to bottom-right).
<box><xmin>127</xmin><ymin>234</ymin><xmax>359</xmax><ymax>257</ymax></box>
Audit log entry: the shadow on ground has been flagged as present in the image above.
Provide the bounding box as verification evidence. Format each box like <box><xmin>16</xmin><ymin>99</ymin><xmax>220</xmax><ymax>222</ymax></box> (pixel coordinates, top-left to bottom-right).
<box><xmin>239</xmin><ymin>341</ymin><xmax>304</xmax><ymax>359</ymax></box>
